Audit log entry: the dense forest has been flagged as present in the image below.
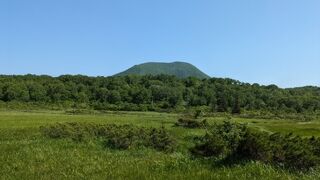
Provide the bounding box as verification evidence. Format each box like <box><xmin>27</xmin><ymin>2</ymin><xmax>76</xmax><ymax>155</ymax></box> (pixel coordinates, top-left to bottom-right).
<box><xmin>0</xmin><ymin>74</ymin><xmax>319</xmax><ymax>116</ymax></box>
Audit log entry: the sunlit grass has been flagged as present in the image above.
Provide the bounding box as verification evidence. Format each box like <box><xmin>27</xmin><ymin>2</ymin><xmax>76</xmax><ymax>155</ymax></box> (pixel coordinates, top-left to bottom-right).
<box><xmin>1</xmin><ymin>110</ymin><xmax>320</xmax><ymax>179</ymax></box>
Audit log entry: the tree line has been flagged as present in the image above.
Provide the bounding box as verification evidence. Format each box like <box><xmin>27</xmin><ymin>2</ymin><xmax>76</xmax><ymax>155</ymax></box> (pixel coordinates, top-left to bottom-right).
<box><xmin>0</xmin><ymin>74</ymin><xmax>319</xmax><ymax>114</ymax></box>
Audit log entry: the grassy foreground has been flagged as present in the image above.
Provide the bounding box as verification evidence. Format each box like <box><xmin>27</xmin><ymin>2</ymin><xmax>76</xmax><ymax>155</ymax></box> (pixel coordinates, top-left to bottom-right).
<box><xmin>1</xmin><ymin>110</ymin><xmax>320</xmax><ymax>179</ymax></box>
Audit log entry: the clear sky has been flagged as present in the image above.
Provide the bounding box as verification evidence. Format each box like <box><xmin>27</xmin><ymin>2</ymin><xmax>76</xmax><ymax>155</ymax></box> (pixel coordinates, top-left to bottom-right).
<box><xmin>0</xmin><ymin>0</ymin><xmax>319</xmax><ymax>88</ymax></box>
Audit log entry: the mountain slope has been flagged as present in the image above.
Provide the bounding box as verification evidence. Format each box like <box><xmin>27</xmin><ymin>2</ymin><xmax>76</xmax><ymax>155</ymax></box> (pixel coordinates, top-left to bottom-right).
<box><xmin>115</xmin><ymin>62</ymin><xmax>210</xmax><ymax>79</ymax></box>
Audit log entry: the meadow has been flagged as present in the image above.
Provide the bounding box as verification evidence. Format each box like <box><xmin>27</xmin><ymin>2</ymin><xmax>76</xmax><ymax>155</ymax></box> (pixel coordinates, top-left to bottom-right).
<box><xmin>1</xmin><ymin>110</ymin><xmax>320</xmax><ymax>179</ymax></box>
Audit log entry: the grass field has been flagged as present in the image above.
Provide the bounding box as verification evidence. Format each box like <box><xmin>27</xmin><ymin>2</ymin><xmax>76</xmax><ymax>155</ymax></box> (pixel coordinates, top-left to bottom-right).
<box><xmin>1</xmin><ymin>110</ymin><xmax>320</xmax><ymax>179</ymax></box>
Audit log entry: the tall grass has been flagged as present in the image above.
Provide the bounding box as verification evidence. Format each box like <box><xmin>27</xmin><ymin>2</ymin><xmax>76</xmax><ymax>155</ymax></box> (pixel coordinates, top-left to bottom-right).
<box><xmin>1</xmin><ymin>110</ymin><xmax>320</xmax><ymax>179</ymax></box>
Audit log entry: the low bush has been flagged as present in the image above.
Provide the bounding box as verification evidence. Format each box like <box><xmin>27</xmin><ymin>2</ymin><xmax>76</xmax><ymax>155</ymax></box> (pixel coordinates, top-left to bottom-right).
<box><xmin>40</xmin><ymin>122</ymin><xmax>176</xmax><ymax>152</ymax></box>
<box><xmin>104</xmin><ymin>126</ymin><xmax>176</xmax><ymax>151</ymax></box>
<box><xmin>40</xmin><ymin>122</ymin><xmax>97</xmax><ymax>141</ymax></box>
<box><xmin>266</xmin><ymin>133</ymin><xmax>319</xmax><ymax>170</ymax></box>
<box><xmin>65</xmin><ymin>109</ymin><xmax>96</xmax><ymax>115</ymax></box>
<box><xmin>148</xmin><ymin>127</ymin><xmax>176</xmax><ymax>152</ymax></box>
<box><xmin>191</xmin><ymin>121</ymin><xmax>247</xmax><ymax>156</ymax></box>
<box><xmin>236</xmin><ymin>129</ymin><xmax>273</xmax><ymax>162</ymax></box>
<box><xmin>174</xmin><ymin>118</ymin><xmax>208</xmax><ymax>129</ymax></box>
<box><xmin>191</xmin><ymin>121</ymin><xmax>320</xmax><ymax>170</ymax></box>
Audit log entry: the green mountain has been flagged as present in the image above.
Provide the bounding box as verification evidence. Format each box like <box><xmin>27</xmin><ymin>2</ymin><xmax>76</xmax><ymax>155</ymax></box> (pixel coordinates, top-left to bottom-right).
<box><xmin>115</xmin><ymin>62</ymin><xmax>210</xmax><ymax>79</ymax></box>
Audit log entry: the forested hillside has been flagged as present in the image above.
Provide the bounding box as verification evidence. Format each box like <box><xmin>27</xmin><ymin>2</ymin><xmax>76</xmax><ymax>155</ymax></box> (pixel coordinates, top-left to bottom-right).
<box><xmin>0</xmin><ymin>74</ymin><xmax>319</xmax><ymax>116</ymax></box>
<box><xmin>115</xmin><ymin>62</ymin><xmax>210</xmax><ymax>79</ymax></box>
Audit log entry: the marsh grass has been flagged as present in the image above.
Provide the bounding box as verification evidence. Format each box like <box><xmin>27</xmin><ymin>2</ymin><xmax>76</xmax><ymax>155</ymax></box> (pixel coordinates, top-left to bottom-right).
<box><xmin>1</xmin><ymin>110</ymin><xmax>320</xmax><ymax>179</ymax></box>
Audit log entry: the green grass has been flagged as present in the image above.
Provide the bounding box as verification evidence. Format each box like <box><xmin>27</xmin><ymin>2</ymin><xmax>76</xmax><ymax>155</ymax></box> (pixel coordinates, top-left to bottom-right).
<box><xmin>1</xmin><ymin>110</ymin><xmax>320</xmax><ymax>179</ymax></box>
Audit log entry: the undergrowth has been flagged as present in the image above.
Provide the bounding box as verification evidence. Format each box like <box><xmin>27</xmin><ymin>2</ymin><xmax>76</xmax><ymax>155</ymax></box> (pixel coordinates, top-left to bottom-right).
<box><xmin>40</xmin><ymin>122</ymin><xmax>176</xmax><ymax>152</ymax></box>
<box><xmin>191</xmin><ymin>121</ymin><xmax>320</xmax><ymax>170</ymax></box>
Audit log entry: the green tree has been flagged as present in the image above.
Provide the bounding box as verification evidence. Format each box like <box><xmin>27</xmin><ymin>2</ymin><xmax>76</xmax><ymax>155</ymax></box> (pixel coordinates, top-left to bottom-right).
<box><xmin>232</xmin><ymin>94</ymin><xmax>241</xmax><ymax>114</ymax></box>
<box><xmin>96</xmin><ymin>88</ymin><xmax>109</xmax><ymax>102</ymax></box>
<box><xmin>0</xmin><ymin>85</ymin><xmax>3</xmax><ymax>101</ymax></box>
<box><xmin>27</xmin><ymin>82</ymin><xmax>47</xmax><ymax>101</ymax></box>
<box><xmin>167</xmin><ymin>88</ymin><xmax>183</xmax><ymax>107</ymax></box>
<box><xmin>4</xmin><ymin>83</ymin><xmax>30</xmax><ymax>101</ymax></box>
<box><xmin>76</xmin><ymin>92</ymin><xmax>89</xmax><ymax>103</ymax></box>
<box><xmin>107</xmin><ymin>90</ymin><xmax>121</xmax><ymax>104</ymax></box>
<box><xmin>217</xmin><ymin>93</ymin><xmax>228</xmax><ymax>112</ymax></box>
<box><xmin>47</xmin><ymin>82</ymin><xmax>68</xmax><ymax>102</ymax></box>
<box><xmin>130</xmin><ymin>87</ymin><xmax>151</xmax><ymax>104</ymax></box>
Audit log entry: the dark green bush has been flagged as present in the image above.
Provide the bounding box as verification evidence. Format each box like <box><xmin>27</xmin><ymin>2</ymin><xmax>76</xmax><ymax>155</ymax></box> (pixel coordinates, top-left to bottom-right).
<box><xmin>148</xmin><ymin>127</ymin><xmax>176</xmax><ymax>152</ymax></box>
<box><xmin>236</xmin><ymin>129</ymin><xmax>273</xmax><ymax>162</ymax></box>
<box><xmin>40</xmin><ymin>122</ymin><xmax>176</xmax><ymax>152</ymax></box>
<box><xmin>191</xmin><ymin>121</ymin><xmax>320</xmax><ymax>170</ymax></box>
<box><xmin>106</xmin><ymin>135</ymin><xmax>139</xmax><ymax>150</ymax></box>
<box><xmin>191</xmin><ymin>121</ymin><xmax>247</xmax><ymax>157</ymax></box>
<box><xmin>104</xmin><ymin>125</ymin><xmax>148</xmax><ymax>150</ymax></box>
<box><xmin>191</xmin><ymin>133</ymin><xmax>228</xmax><ymax>157</ymax></box>
<box><xmin>40</xmin><ymin>122</ymin><xmax>97</xmax><ymax>141</ymax></box>
<box><xmin>174</xmin><ymin>118</ymin><xmax>208</xmax><ymax>129</ymax></box>
<box><xmin>268</xmin><ymin>133</ymin><xmax>319</xmax><ymax>170</ymax></box>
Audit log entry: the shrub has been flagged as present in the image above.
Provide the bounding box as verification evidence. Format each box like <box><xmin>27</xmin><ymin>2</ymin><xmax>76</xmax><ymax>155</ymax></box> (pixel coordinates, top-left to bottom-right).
<box><xmin>191</xmin><ymin>121</ymin><xmax>320</xmax><ymax>170</ymax></box>
<box><xmin>40</xmin><ymin>122</ymin><xmax>100</xmax><ymax>142</ymax></box>
<box><xmin>65</xmin><ymin>109</ymin><xmax>95</xmax><ymax>115</ymax></box>
<box><xmin>191</xmin><ymin>121</ymin><xmax>247</xmax><ymax>157</ymax></box>
<box><xmin>236</xmin><ymin>129</ymin><xmax>273</xmax><ymax>162</ymax></box>
<box><xmin>104</xmin><ymin>125</ymin><xmax>148</xmax><ymax>150</ymax></box>
<box><xmin>148</xmin><ymin>127</ymin><xmax>176</xmax><ymax>152</ymax></box>
<box><xmin>106</xmin><ymin>135</ymin><xmax>138</xmax><ymax>150</ymax></box>
<box><xmin>191</xmin><ymin>133</ymin><xmax>228</xmax><ymax>157</ymax></box>
<box><xmin>41</xmin><ymin>122</ymin><xmax>176</xmax><ymax>152</ymax></box>
<box><xmin>174</xmin><ymin>118</ymin><xmax>208</xmax><ymax>129</ymax></box>
<box><xmin>269</xmin><ymin>133</ymin><xmax>319</xmax><ymax>170</ymax></box>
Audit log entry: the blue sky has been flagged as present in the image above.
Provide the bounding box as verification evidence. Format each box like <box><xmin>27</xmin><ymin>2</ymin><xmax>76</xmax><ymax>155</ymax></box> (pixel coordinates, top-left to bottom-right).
<box><xmin>0</xmin><ymin>0</ymin><xmax>319</xmax><ymax>88</ymax></box>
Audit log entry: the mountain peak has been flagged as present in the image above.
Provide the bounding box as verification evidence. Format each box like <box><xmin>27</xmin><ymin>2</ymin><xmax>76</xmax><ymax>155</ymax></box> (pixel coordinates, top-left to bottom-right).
<box><xmin>115</xmin><ymin>61</ymin><xmax>210</xmax><ymax>79</ymax></box>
